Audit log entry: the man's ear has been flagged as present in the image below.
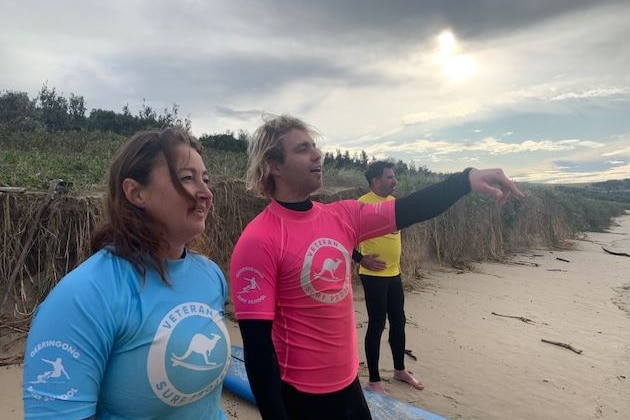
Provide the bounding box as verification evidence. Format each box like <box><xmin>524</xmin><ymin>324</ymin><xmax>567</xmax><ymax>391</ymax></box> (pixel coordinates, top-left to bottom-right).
<box><xmin>269</xmin><ymin>160</ymin><xmax>282</xmax><ymax>177</ymax></box>
<box><xmin>122</xmin><ymin>178</ymin><xmax>146</xmax><ymax>208</ymax></box>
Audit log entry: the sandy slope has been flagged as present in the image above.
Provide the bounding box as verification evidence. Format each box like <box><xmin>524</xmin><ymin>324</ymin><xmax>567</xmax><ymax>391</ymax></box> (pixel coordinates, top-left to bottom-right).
<box><xmin>3</xmin><ymin>215</ymin><xmax>629</xmax><ymax>419</ymax></box>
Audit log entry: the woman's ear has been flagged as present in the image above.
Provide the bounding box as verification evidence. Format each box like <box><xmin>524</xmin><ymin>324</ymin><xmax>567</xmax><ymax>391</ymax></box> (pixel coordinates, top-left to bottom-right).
<box><xmin>122</xmin><ymin>178</ymin><xmax>146</xmax><ymax>208</ymax></box>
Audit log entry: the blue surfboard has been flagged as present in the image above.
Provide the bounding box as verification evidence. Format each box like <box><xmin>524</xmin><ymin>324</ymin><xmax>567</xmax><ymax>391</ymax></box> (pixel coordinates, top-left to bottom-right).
<box><xmin>224</xmin><ymin>345</ymin><xmax>257</xmax><ymax>404</ymax></box>
<box><xmin>225</xmin><ymin>345</ymin><xmax>448</xmax><ymax>420</ymax></box>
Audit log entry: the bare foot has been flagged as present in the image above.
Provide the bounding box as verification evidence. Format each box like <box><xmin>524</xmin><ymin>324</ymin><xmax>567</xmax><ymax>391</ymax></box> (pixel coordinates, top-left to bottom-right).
<box><xmin>365</xmin><ymin>381</ymin><xmax>388</xmax><ymax>395</ymax></box>
<box><xmin>393</xmin><ymin>370</ymin><xmax>424</xmax><ymax>390</ymax></box>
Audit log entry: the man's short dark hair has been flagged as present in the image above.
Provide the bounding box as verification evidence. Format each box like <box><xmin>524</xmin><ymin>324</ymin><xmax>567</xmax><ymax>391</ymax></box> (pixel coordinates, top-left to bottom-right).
<box><xmin>364</xmin><ymin>160</ymin><xmax>395</xmax><ymax>186</ymax></box>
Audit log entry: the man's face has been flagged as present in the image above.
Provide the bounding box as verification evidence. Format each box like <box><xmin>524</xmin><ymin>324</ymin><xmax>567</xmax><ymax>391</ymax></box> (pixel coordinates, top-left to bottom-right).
<box><xmin>372</xmin><ymin>167</ymin><xmax>397</xmax><ymax>197</ymax></box>
<box><xmin>271</xmin><ymin>128</ymin><xmax>323</xmax><ymax>200</ymax></box>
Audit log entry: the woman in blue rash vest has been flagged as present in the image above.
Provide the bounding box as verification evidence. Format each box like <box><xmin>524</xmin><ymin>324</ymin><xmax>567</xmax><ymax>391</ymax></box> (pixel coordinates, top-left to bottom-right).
<box><xmin>23</xmin><ymin>128</ymin><xmax>230</xmax><ymax>419</ymax></box>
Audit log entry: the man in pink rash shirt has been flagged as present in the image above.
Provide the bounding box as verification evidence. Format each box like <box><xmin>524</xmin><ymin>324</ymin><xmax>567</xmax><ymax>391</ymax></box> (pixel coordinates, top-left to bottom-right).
<box><xmin>230</xmin><ymin>114</ymin><xmax>524</xmax><ymax>420</ymax></box>
<box><xmin>232</xmin><ymin>195</ymin><xmax>396</xmax><ymax>393</ymax></box>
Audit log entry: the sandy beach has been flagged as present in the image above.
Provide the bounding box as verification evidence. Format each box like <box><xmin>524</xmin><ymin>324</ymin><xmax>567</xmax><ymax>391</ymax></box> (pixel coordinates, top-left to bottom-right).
<box><xmin>2</xmin><ymin>214</ymin><xmax>629</xmax><ymax>419</ymax></box>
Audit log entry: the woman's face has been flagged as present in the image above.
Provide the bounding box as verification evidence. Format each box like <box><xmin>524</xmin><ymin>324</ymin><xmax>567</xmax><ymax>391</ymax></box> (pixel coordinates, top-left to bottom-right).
<box><xmin>137</xmin><ymin>144</ymin><xmax>213</xmax><ymax>258</ymax></box>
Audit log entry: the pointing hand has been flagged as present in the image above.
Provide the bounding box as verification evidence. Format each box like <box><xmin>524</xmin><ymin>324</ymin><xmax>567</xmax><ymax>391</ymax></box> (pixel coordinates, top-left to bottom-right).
<box><xmin>468</xmin><ymin>168</ymin><xmax>525</xmax><ymax>205</ymax></box>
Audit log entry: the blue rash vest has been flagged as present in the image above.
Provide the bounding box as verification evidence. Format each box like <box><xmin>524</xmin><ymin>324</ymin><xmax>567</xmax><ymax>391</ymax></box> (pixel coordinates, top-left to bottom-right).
<box><xmin>23</xmin><ymin>248</ymin><xmax>230</xmax><ymax>419</ymax></box>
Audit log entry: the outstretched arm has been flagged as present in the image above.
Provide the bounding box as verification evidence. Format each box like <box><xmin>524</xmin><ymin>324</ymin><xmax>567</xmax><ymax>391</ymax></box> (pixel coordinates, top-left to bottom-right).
<box><xmin>238</xmin><ymin>320</ymin><xmax>290</xmax><ymax>420</ymax></box>
<box><xmin>395</xmin><ymin>168</ymin><xmax>523</xmax><ymax>229</ymax></box>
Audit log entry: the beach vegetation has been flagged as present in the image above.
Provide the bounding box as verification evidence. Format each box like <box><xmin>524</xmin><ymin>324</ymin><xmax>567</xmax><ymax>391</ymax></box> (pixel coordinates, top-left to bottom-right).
<box><xmin>0</xmin><ymin>88</ymin><xmax>628</xmax><ymax>359</ymax></box>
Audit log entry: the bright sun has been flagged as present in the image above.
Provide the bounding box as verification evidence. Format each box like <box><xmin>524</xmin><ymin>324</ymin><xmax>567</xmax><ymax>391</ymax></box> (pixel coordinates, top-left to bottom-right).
<box><xmin>435</xmin><ymin>30</ymin><xmax>477</xmax><ymax>82</ymax></box>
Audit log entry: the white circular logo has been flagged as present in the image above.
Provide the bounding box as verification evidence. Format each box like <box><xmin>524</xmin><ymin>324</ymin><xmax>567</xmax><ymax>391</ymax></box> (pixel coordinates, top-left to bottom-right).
<box><xmin>147</xmin><ymin>302</ymin><xmax>230</xmax><ymax>406</ymax></box>
<box><xmin>301</xmin><ymin>238</ymin><xmax>350</xmax><ymax>303</ymax></box>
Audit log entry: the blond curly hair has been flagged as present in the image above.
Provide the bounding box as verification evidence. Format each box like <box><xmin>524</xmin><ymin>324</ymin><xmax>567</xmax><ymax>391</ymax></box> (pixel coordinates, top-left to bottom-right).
<box><xmin>246</xmin><ymin>114</ymin><xmax>319</xmax><ymax>198</ymax></box>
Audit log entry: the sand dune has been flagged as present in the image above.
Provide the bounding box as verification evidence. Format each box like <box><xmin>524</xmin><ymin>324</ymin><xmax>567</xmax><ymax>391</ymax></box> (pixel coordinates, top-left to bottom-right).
<box><xmin>3</xmin><ymin>214</ymin><xmax>629</xmax><ymax>419</ymax></box>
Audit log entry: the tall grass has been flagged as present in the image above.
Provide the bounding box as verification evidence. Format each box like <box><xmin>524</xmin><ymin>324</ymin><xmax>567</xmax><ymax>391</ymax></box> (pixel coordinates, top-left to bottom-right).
<box><xmin>0</xmin><ymin>129</ymin><xmax>250</xmax><ymax>190</ymax></box>
<box><xmin>0</xmin><ymin>130</ymin><xmax>125</xmax><ymax>191</ymax></box>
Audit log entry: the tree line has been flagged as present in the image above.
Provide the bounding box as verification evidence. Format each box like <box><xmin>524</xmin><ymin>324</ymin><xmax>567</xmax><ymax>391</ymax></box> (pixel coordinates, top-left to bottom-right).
<box><xmin>0</xmin><ymin>84</ymin><xmax>192</xmax><ymax>135</ymax></box>
<box><xmin>556</xmin><ymin>180</ymin><xmax>630</xmax><ymax>204</ymax></box>
<box><xmin>1</xmin><ymin>85</ymin><xmax>433</xmax><ymax>177</ymax></box>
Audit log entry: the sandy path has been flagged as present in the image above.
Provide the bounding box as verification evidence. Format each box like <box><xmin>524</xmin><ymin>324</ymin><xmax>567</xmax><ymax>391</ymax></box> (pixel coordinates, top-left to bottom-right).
<box><xmin>2</xmin><ymin>214</ymin><xmax>629</xmax><ymax>419</ymax></box>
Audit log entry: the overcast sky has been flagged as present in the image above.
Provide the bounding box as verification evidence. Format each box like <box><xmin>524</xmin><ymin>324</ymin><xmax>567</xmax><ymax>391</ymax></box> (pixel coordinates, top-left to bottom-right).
<box><xmin>2</xmin><ymin>0</ymin><xmax>629</xmax><ymax>183</ymax></box>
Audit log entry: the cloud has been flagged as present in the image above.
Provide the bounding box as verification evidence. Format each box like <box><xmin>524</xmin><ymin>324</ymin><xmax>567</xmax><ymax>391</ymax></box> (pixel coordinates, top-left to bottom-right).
<box><xmin>334</xmin><ymin>137</ymin><xmax>605</xmax><ymax>156</ymax></box>
<box><xmin>550</xmin><ymin>87</ymin><xmax>630</xmax><ymax>101</ymax></box>
<box><xmin>520</xmin><ymin>160</ymin><xmax>630</xmax><ymax>184</ymax></box>
<box><xmin>602</xmin><ymin>146</ymin><xmax>630</xmax><ymax>157</ymax></box>
<box><xmin>2</xmin><ymin>0</ymin><xmax>630</xmax><ymax>183</ymax></box>
<box><xmin>214</xmin><ymin>106</ymin><xmax>263</xmax><ymax>122</ymax></box>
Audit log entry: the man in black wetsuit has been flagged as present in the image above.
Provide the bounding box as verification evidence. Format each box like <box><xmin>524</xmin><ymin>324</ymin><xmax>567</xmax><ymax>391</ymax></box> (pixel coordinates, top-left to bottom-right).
<box><xmin>354</xmin><ymin>161</ymin><xmax>424</xmax><ymax>395</ymax></box>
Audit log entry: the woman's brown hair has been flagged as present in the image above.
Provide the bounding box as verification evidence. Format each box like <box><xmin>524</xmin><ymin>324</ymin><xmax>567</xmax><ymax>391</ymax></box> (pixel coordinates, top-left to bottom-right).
<box><xmin>90</xmin><ymin>127</ymin><xmax>203</xmax><ymax>283</ymax></box>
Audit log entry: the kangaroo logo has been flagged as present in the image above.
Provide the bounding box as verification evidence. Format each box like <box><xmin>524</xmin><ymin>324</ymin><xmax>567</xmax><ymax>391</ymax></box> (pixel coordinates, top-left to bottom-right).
<box><xmin>148</xmin><ymin>302</ymin><xmax>230</xmax><ymax>407</ymax></box>
<box><xmin>313</xmin><ymin>258</ymin><xmax>343</xmax><ymax>281</ymax></box>
<box><xmin>301</xmin><ymin>238</ymin><xmax>351</xmax><ymax>303</ymax></box>
<box><xmin>171</xmin><ymin>333</ymin><xmax>222</xmax><ymax>370</ymax></box>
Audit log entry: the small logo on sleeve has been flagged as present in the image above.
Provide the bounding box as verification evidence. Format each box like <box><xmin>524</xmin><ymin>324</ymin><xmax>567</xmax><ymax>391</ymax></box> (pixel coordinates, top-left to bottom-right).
<box><xmin>31</xmin><ymin>357</ymin><xmax>70</xmax><ymax>383</ymax></box>
<box><xmin>25</xmin><ymin>340</ymin><xmax>82</xmax><ymax>402</ymax></box>
<box><xmin>235</xmin><ymin>267</ymin><xmax>267</xmax><ymax>304</ymax></box>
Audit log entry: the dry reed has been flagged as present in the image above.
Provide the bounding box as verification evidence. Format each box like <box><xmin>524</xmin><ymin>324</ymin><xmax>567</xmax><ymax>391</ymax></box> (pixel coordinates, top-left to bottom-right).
<box><xmin>0</xmin><ymin>182</ymin><xmax>604</xmax><ymax>361</ymax></box>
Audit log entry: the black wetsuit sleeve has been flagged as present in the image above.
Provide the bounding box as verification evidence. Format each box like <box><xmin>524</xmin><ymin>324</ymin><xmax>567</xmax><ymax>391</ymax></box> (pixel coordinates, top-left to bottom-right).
<box><xmin>395</xmin><ymin>169</ymin><xmax>473</xmax><ymax>230</ymax></box>
<box><xmin>352</xmin><ymin>248</ymin><xmax>363</xmax><ymax>263</ymax></box>
<box><xmin>238</xmin><ymin>319</ymin><xmax>290</xmax><ymax>420</ymax></box>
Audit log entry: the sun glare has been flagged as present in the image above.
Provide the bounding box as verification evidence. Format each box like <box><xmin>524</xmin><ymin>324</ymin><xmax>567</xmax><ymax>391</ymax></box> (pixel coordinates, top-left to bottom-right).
<box><xmin>435</xmin><ymin>30</ymin><xmax>477</xmax><ymax>83</ymax></box>
<box><xmin>438</xmin><ymin>31</ymin><xmax>456</xmax><ymax>54</ymax></box>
